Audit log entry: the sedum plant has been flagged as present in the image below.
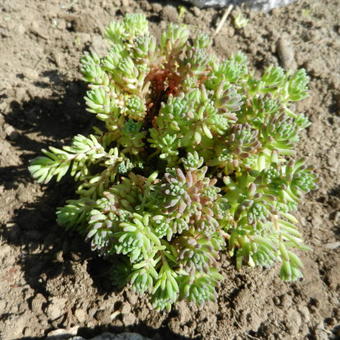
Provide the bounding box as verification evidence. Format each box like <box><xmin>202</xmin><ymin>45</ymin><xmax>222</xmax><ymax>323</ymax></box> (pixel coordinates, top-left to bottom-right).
<box><xmin>29</xmin><ymin>14</ymin><xmax>316</xmax><ymax>311</ymax></box>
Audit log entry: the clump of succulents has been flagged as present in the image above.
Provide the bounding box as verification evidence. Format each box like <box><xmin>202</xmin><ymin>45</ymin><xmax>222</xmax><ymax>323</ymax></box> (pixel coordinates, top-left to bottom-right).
<box><xmin>29</xmin><ymin>13</ymin><xmax>316</xmax><ymax>311</ymax></box>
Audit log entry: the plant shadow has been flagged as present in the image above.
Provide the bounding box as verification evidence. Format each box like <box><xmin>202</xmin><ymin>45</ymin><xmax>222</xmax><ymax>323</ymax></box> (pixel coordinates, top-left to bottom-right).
<box><xmin>0</xmin><ymin>70</ymin><xmax>128</xmax><ymax>298</ymax></box>
<box><xmin>1</xmin><ymin>70</ymin><xmax>91</xmax><ymax>190</ymax></box>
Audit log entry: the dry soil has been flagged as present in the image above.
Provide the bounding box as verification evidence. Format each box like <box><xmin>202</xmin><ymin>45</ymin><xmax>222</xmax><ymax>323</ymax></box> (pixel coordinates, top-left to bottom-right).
<box><xmin>0</xmin><ymin>0</ymin><xmax>339</xmax><ymax>339</ymax></box>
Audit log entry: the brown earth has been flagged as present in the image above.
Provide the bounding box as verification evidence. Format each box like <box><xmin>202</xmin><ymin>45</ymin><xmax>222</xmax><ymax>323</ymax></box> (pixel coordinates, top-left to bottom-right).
<box><xmin>0</xmin><ymin>0</ymin><xmax>339</xmax><ymax>339</ymax></box>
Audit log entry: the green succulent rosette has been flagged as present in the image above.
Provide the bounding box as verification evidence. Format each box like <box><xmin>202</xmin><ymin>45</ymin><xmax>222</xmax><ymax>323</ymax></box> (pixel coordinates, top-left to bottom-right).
<box><xmin>29</xmin><ymin>13</ymin><xmax>316</xmax><ymax>310</ymax></box>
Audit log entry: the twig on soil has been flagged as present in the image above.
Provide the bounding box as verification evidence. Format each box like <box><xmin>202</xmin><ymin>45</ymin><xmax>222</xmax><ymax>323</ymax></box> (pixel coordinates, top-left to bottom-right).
<box><xmin>213</xmin><ymin>5</ymin><xmax>233</xmax><ymax>37</ymax></box>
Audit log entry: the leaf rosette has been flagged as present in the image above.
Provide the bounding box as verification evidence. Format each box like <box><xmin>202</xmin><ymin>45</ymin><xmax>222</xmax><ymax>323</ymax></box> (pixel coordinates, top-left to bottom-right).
<box><xmin>29</xmin><ymin>14</ymin><xmax>316</xmax><ymax>310</ymax></box>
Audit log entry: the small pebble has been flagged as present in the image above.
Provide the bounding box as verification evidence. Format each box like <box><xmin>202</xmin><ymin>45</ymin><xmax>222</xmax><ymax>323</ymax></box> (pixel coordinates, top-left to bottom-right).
<box><xmin>47</xmin><ymin>327</ymin><xmax>79</xmax><ymax>337</ymax></box>
<box><xmin>162</xmin><ymin>5</ymin><xmax>179</xmax><ymax>23</ymax></box>
<box><xmin>14</xmin><ymin>87</ymin><xmax>27</xmax><ymax>102</ymax></box>
<box><xmin>191</xmin><ymin>6</ymin><xmax>201</xmax><ymax>17</ymax></box>
<box><xmin>75</xmin><ymin>309</ymin><xmax>87</xmax><ymax>323</ymax></box>
<box><xmin>120</xmin><ymin>302</ymin><xmax>131</xmax><ymax>314</ymax></box>
<box><xmin>277</xmin><ymin>33</ymin><xmax>297</xmax><ymax>71</ymax></box>
<box><xmin>325</xmin><ymin>241</ymin><xmax>340</xmax><ymax>249</ymax></box>
<box><xmin>273</xmin><ymin>296</ymin><xmax>281</xmax><ymax>306</ymax></box>
<box><xmin>152</xmin><ymin>3</ymin><xmax>162</xmax><ymax>13</ymax></box>
<box><xmin>4</xmin><ymin>124</ymin><xmax>19</xmax><ymax>140</ymax></box>
<box><xmin>30</xmin><ymin>22</ymin><xmax>48</xmax><ymax>40</ymax></box>
<box><xmin>46</xmin><ymin>297</ymin><xmax>67</xmax><ymax>320</ymax></box>
<box><xmin>122</xmin><ymin>313</ymin><xmax>136</xmax><ymax>326</ymax></box>
<box><xmin>126</xmin><ymin>291</ymin><xmax>138</xmax><ymax>305</ymax></box>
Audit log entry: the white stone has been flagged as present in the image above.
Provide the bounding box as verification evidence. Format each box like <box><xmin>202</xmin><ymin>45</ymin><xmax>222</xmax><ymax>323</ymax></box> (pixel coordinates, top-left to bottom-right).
<box><xmin>48</xmin><ymin>327</ymin><xmax>79</xmax><ymax>337</ymax></box>
<box><xmin>183</xmin><ymin>0</ymin><xmax>297</xmax><ymax>12</ymax></box>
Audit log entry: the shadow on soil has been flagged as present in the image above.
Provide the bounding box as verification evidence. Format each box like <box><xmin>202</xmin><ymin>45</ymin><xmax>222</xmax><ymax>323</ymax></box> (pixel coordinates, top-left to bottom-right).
<box><xmin>0</xmin><ymin>70</ymin><xmax>104</xmax><ymax>295</ymax></box>
<box><xmin>0</xmin><ymin>70</ymin><xmax>91</xmax><ymax>190</ymax></box>
<box><xmin>0</xmin><ymin>70</ymin><xmax>196</xmax><ymax>340</ymax></box>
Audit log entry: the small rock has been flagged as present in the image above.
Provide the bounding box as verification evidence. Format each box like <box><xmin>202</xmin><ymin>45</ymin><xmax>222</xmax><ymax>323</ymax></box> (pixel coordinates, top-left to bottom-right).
<box><xmin>327</xmin><ymin>258</ymin><xmax>340</xmax><ymax>289</ymax></box>
<box><xmin>162</xmin><ymin>5</ymin><xmax>179</xmax><ymax>23</ymax></box>
<box><xmin>15</xmin><ymin>185</ymin><xmax>31</xmax><ymax>202</ymax></box>
<box><xmin>75</xmin><ymin>309</ymin><xmax>87</xmax><ymax>323</ymax></box>
<box><xmin>90</xmin><ymin>35</ymin><xmax>107</xmax><ymax>57</ymax></box>
<box><xmin>327</xmin><ymin>148</ymin><xmax>338</xmax><ymax>170</ymax></box>
<box><xmin>281</xmin><ymin>294</ymin><xmax>293</xmax><ymax>308</ymax></box>
<box><xmin>55</xmin><ymin>250</ymin><xmax>64</xmax><ymax>263</ymax></box>
<box><xmin>126</xmin><ymin>291</ymin><xmax>138</xmax><ymax>305</ymax></box>
<box><xmin>55</xmin><ymin>18</ymin><xmax>67</xmax><ymax>31</ymax></box>
<box><xmin>298</xmin><ymin>306</ymin><xmax>311</xmax><ymax>323</ymax></box>
<box><xmin>277</xmin><ymin>33</ymin><xmax>297</xmax><ymax>71</ymax></box>
<box><xmin>4</xmin><ymin>124</ymin><xmax>19</xmax><ymax>140</ymax></box>
<box><xmin>46</xmin><ymin>297</ymin><xmax>67</xmax><ymax>320</ymax></box>
<box><xmin>69</xmin><ymin>14</ymin><xmax>98</xmax><ymax>33</ymax></box>
<box><xmin>52</xmin><ymin>52</ymin><xmax>64</xmax><ymax>68</ymax></box>
<box><xmin>286</xmin><ymin>309</ymin><xmax>302</xmax><ymax>335</ymax></box>
<box><xmin>325</xmin><ymin>242</ymin><xmax>340</xmax><ymax>250</ymax></box>
<box><xmin>120</xmin><ymin>302</ymin><xmax>131</xmax><ymax>314</ymax></box>
<box><xmin>30</xmin><ymin>293</ymin><xmax>47</xmax><ymax>313</ymax></box>
<box><xmin>94</xmin><ymin>309</ymin><xmax>111</xmax><ymax>323</ymax></box>
<box><xmin>305</xmin><ymin>59</ymin><xmax>323</xmax><ymax>78</ymax></box>
<box><xmin>152</xmin><ymin>3</ymin><xmax>163</xmax><ymax>13</ymax></box>
<box><xmin>23</xmin><ymin>69</ymin><xmax>39</xmax><ymax>81</ymax></box>
<box><xmin>122</xmin><ymin>313</ymin><xmax>136</xmax><ymax>326</ymax></box>
<box><xmin>191</xmin><ymin>6</ymin><xmax>201</xmax><ymax>17</ymax></box>
<box><xmin>30</xmin><ymin>21</ymin><xmax>48</xmax><ymax>40</ymax></box>
<box><xmin>14</xmin><ymin>87</ymin><xmax>27</xmax><ymax>102</ymax></box>
<box><xmin>70</xmin><ymin>252</ymin><xmax>81</xmax><ymax>261</ymax></box>
<box><xmin>273</xmin><ymin>296</ymin><xmax>281</xmax><ymax>306</ymax></box>
<box><xmin>176</xmin><ymin>300</ymin><xmax>191</xmax><ymax>324</ymax></box>
<box><xmin>47</xmin><ymin>327</ymin><xmax>79</xmax><ymax>338</ymax></box>
<box><xmin>139</xmin><ymin>0</ymin><xmax>152</xmax><ymax>11</ymax></box>
<box><xmin>249</xmin><ymin>313</ymin><xmax>262</xmax><ymax>331</ymax></box>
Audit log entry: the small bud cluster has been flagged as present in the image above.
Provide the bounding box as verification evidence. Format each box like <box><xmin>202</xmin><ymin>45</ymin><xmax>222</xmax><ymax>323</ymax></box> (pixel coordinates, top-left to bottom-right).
<box><xmin>29</xmin><ymin>14</ymin><xmax>316</xmax><ymax>311</ymax></box>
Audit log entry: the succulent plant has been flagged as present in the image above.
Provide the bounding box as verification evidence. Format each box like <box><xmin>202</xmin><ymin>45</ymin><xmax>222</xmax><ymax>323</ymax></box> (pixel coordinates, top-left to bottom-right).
<box><xmin>29</xmin><ymin>13</ymin><xmax>316</xmax><ymax>311</ymax></box>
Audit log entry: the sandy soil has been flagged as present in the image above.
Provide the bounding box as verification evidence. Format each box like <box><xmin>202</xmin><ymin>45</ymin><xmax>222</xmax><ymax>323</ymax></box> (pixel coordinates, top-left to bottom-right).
<box><xmin>0</xmin><ymin>0</ymin><xmax>339</xmax><ymax>339</ymax></box>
